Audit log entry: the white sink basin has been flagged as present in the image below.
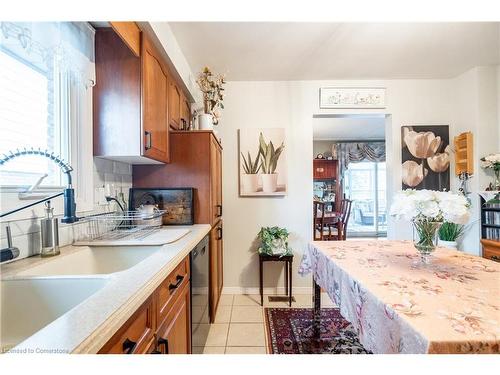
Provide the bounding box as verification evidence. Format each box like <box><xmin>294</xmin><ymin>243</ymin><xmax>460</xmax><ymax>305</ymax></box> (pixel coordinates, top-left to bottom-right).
<box><xmin>0</xmin><ymin>277</ymin><xmax>108</xmax><ymax>352</ymax></box>
<box><xmin>14</xmin><ymin>246</ymin><xmax>162</xmax><ymax>277</ymax></box>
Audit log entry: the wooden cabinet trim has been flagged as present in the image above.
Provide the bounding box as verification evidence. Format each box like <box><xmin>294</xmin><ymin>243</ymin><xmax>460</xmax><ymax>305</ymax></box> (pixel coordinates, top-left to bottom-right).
<box><xmin>109</xmin><ymin>22</ymin><xmax>141</xmax><ymax>57</ymax></box>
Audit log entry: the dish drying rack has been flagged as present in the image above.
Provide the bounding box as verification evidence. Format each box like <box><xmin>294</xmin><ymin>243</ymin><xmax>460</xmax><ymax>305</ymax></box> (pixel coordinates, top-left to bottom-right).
<box><xmin>80</xmin><ymin>210</ymin><xmax>166</xmax><ymax>242</ymax></box>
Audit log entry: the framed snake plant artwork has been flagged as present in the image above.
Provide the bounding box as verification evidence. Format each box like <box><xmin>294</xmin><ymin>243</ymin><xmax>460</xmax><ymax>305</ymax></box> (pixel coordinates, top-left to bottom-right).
<box><xmin>401</xmin><ymin>125</ymin><xmax>450</xmax><ymax>191</ymax></box>
<box><xmin>238</xmin><ymin>128</ymin><xmax>287</xmax><ymax>196</ymax></box>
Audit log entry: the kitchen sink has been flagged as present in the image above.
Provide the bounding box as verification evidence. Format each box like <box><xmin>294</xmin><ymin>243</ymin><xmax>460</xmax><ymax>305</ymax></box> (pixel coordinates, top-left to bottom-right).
<box><xmin>14</xmin><ymin>245</ymin><xmax>163</xmax><ymax>277</ymax></box>
<box><xmin>0</xmin><ymin>277</ymin><xmax>108</xmax><ymax>352</ymax></box>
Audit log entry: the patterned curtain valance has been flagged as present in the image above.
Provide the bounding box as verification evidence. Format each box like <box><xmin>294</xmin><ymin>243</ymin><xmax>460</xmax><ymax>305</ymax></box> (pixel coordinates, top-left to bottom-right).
<box><xmin>336</xmin><ymin>142</ymin><xmax>386</xmax><ymax>178</ymax></box>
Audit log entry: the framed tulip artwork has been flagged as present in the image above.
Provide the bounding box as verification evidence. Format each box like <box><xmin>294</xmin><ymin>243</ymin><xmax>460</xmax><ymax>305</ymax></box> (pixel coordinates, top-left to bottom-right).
<box><xmin>401</xmin><ymin>125</ymin><xmax>450</xmax><ymax>191</ymax></box>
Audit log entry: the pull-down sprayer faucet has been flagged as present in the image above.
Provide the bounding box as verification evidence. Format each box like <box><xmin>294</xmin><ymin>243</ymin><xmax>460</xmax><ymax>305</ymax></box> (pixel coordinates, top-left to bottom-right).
<box><xmin>0</xmin><ymin>148</ymin><xmax>79</xmax><ymax>224</ymax></box>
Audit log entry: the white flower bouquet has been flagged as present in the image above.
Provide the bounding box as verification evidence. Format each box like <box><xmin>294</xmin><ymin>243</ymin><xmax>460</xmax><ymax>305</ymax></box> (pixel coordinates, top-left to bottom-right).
<box><xmin>390</xmin><ymin>189</ymin><xmax>470</xmax><ymax>264</ymax></box>
<box><xmin>480</xmin><ymin>152</ymin><xmax>500</xmax><ymax>191</ymax></box>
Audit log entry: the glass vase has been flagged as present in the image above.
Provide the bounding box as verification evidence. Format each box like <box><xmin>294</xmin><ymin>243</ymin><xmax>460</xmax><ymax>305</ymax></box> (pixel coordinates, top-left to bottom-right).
<box><xmin>412</xmin><ymin>220</ymin><xmax>442</xmax><ymax>265</ymax></box>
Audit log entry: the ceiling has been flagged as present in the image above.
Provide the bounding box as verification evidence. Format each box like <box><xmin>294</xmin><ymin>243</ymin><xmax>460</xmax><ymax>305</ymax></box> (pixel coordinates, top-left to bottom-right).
<box><xmin>313</xmin><ymin>115</ymin><xmax>386</xmax><ymax>141</ymax></box>
<box><xmin>169</xmin><ymin>22</ymin><xmax>500</xmax><ymax>81</ymax></box>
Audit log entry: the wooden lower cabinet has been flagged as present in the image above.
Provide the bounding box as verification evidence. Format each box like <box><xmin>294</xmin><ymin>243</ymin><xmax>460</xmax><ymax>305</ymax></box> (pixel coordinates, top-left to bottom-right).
<box><xmin>98</xmin><ymin>296</ymin><xmax>155</xmax><ymax>354</ymax></box>
<box><xmin>99</xmin><ymin>256</ymin><xmax>191</xmax><ymax>354</ymax></box>
<box><xmin>209</xmin><ymin>221</ymin><xmax>223</xmax><ymax>323</ymax></box>
<box><xmin>156</xmin><ymin>282</ymin><xmax>191</xmax><ymax>354</ymax></box>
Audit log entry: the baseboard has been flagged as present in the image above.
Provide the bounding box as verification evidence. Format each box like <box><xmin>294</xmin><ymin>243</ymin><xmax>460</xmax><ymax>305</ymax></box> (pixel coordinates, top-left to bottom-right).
<box><xmin>222</xmin><ymin>286</ymin><xmax>313</xmax><ymax>295</ymax></box>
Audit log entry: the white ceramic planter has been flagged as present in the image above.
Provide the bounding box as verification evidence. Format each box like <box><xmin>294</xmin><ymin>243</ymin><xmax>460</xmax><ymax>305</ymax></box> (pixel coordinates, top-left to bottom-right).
<box><xmin>261</xmin><ymin>173</ymin><xmax>278</xmax><ymax>193</ymax></box>
<box><xmin>198</xmin><ymin>113</ymin><xmax>213</xmax><ymax>130</ymax></box>
<box><xmin>241</xmin><ymin>174</ymin><xmax>259</xmax><ymax>193</ymax></box>
<box><xmin>438</xmin><ymin>239</ymin><xmax>458</xmax><ymax>250</ymax></box>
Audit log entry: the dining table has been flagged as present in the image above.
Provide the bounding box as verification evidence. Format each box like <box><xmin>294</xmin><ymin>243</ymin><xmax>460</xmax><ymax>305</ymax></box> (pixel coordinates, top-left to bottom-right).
<box><xmin>298</xmin><ymin>240</ymin><xmax>500</xmax><ymax>354</ymax></box>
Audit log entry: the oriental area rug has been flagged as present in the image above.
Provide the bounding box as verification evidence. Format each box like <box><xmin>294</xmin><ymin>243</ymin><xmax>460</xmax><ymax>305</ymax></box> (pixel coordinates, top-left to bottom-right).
<box><xmin>264</xmin><ymin>308</ymin><xmax>371</xmax><ymax>354</ymax></box>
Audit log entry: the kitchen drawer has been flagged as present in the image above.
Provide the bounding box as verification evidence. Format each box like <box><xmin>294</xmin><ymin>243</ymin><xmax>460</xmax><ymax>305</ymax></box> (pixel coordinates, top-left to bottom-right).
<box><xmin>481</xmin><ymin>239</ymin><xmax>500</xmax><ymax>263</ymax></box>
<box><xmin>98</xmin><ymin>296</ymin><xmax>155</xmax><ymax>354</ymax></box>
<box><xmin>157</xmin><ymin>256</ymin><xmax>190</xmax><ymax>327</ymax></box>
<box><xmin>156</xmin><ymin>281</ymin><xmax>191</xmax><ymax>354</ymax></box>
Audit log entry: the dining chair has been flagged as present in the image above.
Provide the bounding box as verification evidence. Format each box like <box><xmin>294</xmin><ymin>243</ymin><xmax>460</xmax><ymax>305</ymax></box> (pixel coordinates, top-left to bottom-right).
<box><xmin>313</xmin><ymin>201</ymin><xmax>326</xmax><ymax>240</ymax></box>
<box><xmin>327</xmin><ymin>198</ymin><xmax>353</xmax><ymax>240</ymax></box>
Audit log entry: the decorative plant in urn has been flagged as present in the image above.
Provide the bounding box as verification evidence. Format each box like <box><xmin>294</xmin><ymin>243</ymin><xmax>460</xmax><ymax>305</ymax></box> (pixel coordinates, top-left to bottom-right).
<box><xmin>390</xmin><ymin>189</ymin><xmax>470</xmax><ymax>265</ymax></box>
<box><xmin>196</xmin><ymin>66</ymin><xmax>226</xmax><ymax>129</ymax></box>
<box><xmin>258</xmin><ymin>227</ymin><xmax>291</xmax><ymax>256</ymax></box>
<box><xmin>240</xmin><ymin>149</ymin><xmax>260</xmax><ymax>193</ymax></box>
<box><xmin>258</xmin><ymin>132</ymin><xmax>285</xmax><ymax>193</ymax></box>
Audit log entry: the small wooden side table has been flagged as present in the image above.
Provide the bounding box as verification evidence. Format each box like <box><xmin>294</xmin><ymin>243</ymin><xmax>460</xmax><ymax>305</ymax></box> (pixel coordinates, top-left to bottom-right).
<box><xmin>259</xmin><ymin>253</ymin><xmax>293</xmax><ymax>307</ymax></box>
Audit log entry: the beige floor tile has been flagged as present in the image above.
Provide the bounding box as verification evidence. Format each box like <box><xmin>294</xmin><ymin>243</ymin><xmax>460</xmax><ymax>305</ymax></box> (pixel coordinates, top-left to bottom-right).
<box><xmin>218</xmin><ymin>294</ymin><xmax>234</xmax><ymax>306</ymax></box>
<box><xmin>233</xmin><ymin>294</ymin><xmax>261</xmax><ymax>306</ymax></box>
<box><xmin>194</xmin><ymin>323</ymin><xmax>229</xmax><ymax>347</ymax></box>
<box><xmin>321</xmin><ymin>292</ymin><xmax>336</xmax><ymax>307</ymax></box>
<box><xmin>231</xmin><ymin>305</ymin><xmax>264</xmax><ymax>323</ymax></box>
<box><xmin>225</xmin><ymin>346</ymin><xmax>267</xmax><ymax>354</ymax></box>
<box><xmin>192</xmin><ymin>346</ymin><xmax>226</xmax><ymax>354</ymax></box>
<box><xmin>214</xmin><ymin>305</ymin><xmax>232</xmax><ymax>323</ymax></box>
<box><xmin>227</xmin><ymin>323</ymin><xmax>266</xmax><ymax>346</ymax></box>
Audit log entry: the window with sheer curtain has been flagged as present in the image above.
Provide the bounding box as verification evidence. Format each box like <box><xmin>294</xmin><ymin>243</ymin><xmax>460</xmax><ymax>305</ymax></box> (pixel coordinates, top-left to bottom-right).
<box><xmin>0</xmin><ymin>22</ymin><xmax>95</xmax><ymax>189</ymax></box>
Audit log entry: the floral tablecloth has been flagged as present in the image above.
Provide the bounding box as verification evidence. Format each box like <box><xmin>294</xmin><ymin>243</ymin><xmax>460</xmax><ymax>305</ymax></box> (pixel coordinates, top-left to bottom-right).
<box><xmin>298</xmin><ymin>240</ymin><xmax>500</xmax><ymax>354</ymax></box>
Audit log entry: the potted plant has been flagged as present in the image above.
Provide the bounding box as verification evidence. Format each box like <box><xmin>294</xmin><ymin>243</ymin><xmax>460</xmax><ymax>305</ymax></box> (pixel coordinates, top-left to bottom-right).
<box><xmin>390</xmin><ymin>189</ymin><xmax>470</xmax><ymax>265</ymax></box>
<box><xmin>258</xmin><ymin>227</ymin><xmax>291</xmax><ymax>256</ymax></box>
<box><xmin>438</xmin><ymin>222</ymin><xmax>465</xmax><ymax>250</ymax></box>
<box><xmin>258</xmin><ymin>132</ymin><xmax>285</xmax><ymax>193</ymax></box>
<box><xmin>240</xmin><ymin>150</ymin><xmax>260</xmax><ymax>193</ymax></box>
<box><xmin>196</xmin><ymin>66</ymin><xmax>226</xmax><ymax>129</ymax></box>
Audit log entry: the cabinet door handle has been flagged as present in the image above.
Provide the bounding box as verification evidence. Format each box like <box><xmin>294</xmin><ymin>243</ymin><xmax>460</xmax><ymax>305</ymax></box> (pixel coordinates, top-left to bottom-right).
<box><xmin>122</xmin><ymin>338</ymin><xmax>137</xmax><ymax>354</ymax></box>
<box><xmin>158</xmin><ymin>337</ymin><xmax>169</xmax><ymax>354</ymax></box>
<box><xmin>217</xmin><ymin>226</ymin><xmax>223</xmax><ymax>240</ymax></box>
<box><xmin>216</xmin><ymin>204</ymin><xmax>223</xmax><ymax>217</ymax></box>
<box><xmin>491</xmin><ymin>255</ymin><xmax>500</xmax><ymax>262</ymax></box>
<box><xmin>145</xmin><ymin>131</ymin><xmax>152</xmax><ymax>150</ymax></box>
<box><xmin>168</xmin><ymin>275</ymin><xmax>184</xmax><ymax>291</ymax></box>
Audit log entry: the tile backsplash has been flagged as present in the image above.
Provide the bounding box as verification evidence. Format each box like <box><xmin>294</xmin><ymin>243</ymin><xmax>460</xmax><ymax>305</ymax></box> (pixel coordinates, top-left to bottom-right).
<box><xmin>0</xmin><ymin>158</ymin><xmax>133</xmax><ymax>263</ymax></box>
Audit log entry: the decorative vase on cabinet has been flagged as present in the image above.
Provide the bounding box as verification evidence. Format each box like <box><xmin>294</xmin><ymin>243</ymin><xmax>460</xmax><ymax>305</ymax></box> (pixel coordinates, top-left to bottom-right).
<box><xmin>198</xmin><ymin>113</ymin><xmax>213</xmax><ymax>130</ymax></box>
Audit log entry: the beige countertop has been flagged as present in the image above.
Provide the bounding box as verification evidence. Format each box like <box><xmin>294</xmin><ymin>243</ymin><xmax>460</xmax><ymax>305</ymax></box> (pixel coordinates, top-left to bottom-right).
<box><xmin>1</xmin><ymin>224</ymin><xmax>211</xmax><ymax>354</ymax></box>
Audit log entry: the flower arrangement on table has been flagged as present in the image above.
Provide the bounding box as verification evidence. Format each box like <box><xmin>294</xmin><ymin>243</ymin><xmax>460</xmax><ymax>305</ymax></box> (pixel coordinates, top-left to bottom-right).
<box><xmin>196</xmin><ymin>66</ymin><xmax>226</xmax><ymax>125</ymax></box>
<box><xmin>390</xmin><ymin>189</ymin><xmax>470</xmax><ymax>264</ymax></box>
<box><xmin>480</xmin><ymin>152</ymin><xmax>500</xmax><ymax>191</ymax></box>
<box><xmin>257</xmin><ymin>226</ymin><xmax>292</xmax><ymax>257</ymax></box>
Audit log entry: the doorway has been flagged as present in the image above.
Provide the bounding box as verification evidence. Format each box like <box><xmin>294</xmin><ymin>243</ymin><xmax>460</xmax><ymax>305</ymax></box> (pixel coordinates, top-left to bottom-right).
<box><xmin>312</xmin><ymin>114</ymin><xmax>388</xmax><ymax>238</ymax></box>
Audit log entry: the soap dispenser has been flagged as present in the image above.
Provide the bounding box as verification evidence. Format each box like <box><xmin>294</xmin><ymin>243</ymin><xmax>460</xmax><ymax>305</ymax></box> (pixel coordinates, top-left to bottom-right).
<box><xmin>40</xmin><ymin>200</ymin><xmax>60</xmax><ymax>257</ymax></box>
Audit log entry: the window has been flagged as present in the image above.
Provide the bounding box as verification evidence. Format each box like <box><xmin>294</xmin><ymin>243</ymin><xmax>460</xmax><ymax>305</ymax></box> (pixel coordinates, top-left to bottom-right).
<box><xmin>0</xmin><ymin>22</ymin><xmax>95</xmax><ymax>215</ymax></box>
<box><xmin>0</xmin><ymin>49</ymin><xmax>66</xmax><ymax>187</ymax></box>
<box><xmin>344</xmin><ymin>161</ymin><xmax>387</xmax><ymax>236</ymax></box>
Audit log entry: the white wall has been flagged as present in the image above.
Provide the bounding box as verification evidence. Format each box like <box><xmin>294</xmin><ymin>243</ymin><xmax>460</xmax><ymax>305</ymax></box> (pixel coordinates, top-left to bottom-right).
<box><xmin>451</xmin><ymin>66</ymin><xmax>499</xmax><ymax>254</ymax></box>
<box><xmin>218</xmin><ymin>78</ymin><xmax>466</xmax><ymax>292</ymax></box>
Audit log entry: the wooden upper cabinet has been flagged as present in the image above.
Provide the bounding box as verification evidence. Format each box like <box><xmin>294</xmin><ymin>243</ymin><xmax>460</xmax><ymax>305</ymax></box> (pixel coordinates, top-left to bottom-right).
<box><xmin>313</xmin><ymin>159</ymin><xmax>336</xmax><ymax>180</ymax></box>
<box><xmin>169</xmin><ymin>78</ymin><xmax>181</xmax><ymax>130</ymax></box>
<box><xmin>142</xmin><ymin>35</ymin><xmax>170</xmax><ymax>163</ymax></box>
<box><xmin>110</xmin><ymin>22</ymin><xmax>141</xmax><ymax>57</ymax></box>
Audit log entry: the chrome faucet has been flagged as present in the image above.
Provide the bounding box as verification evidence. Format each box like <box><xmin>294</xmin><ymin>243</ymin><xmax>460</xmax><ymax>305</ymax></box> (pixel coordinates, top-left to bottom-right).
<box><xmin>0</xmin><ymin>148</ymin><xmax>79</xmax><ymax>224</ymax></box>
